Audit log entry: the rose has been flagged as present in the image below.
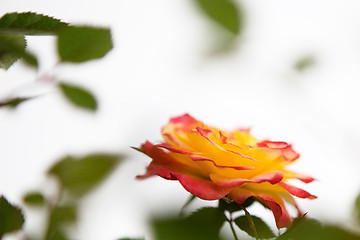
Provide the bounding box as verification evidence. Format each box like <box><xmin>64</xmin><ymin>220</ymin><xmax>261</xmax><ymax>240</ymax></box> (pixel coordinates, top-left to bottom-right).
<box><xmin>136</xmin><ymin>114</ymin><xmax>316</xmax><ymax>228</ymax></box>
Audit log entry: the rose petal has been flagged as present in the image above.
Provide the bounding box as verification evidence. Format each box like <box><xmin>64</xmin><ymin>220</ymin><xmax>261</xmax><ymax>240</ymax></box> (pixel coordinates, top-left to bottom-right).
<box><xmin>156</xmin><ymin>143</ymin><xmax>197</xmax><ymax>155</ymax></box>
<box><xmin>253</xmin><ymin>170</ymin><xmax>284</xmax><ymax>184</ymax></box>
<box><xmin>210</xmin><ymin>171</ymin><xmax>283</xmax><ymax>188</ymax></box>
<box><xmin>284</xmin><ymin>170</ymin><xmax>315</xmax><ymax>183</ymax></box>
<box><xmin>136</xmin><ymin>161</ymin><xmax>175</xmax><ymax>180</ymax></box>
<box><xmin>227</xmin><ymin>188</ymin><xmax>253</xmax><ymax>204</ymax></box>
<box><xmin>171</xmin><ymin>172</ymin><xmax>232</xmax><ymax>200</ymax></box>
<box><xmin>190</xmin><ymin>155</ymin><xmax>254</xmax><ymax>170</ymax></box>
<box><xmin>196</xmin><ymin>126</ymin><xmax>219</xmax><ymax>147</ymax></box>
<box><xmin>257</xmin><ymin>195</ymin><xmax>292</xmax><ymax>228</ymax></box>
<box><xmin>219</xmin><ymin>131</ymin><xmax>227</xmax><ymax>143</ymax></box>
<box><xmin>258</xmin><ymin>141</ymin><xmax>289</xmax><ymax>148</ymax></box>
<box><xmin>136</xmin><ymin>141</ymin><xmax>185</xmax><ymax>179</ymax></box>
<box><xmin>169</xmin><ymin>113</ymin><xmax>198</xmax><ymax>125</ymax></box>
<box><xmin>281</xmin><ymin>182</ymin><xmax>317</xmax><ymax>199</ymax></box>
<box><xmin>258</xmin><ymin>141</ymin><xmax>299</xmax><ymax>162</ymax></box>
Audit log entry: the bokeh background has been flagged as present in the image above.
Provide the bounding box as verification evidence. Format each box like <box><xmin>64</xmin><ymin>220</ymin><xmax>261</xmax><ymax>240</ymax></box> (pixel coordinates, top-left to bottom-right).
<box><xmin>1</xmin><ymin>0</ymin><xmax>360</xmax><ymax>239</ymax></box>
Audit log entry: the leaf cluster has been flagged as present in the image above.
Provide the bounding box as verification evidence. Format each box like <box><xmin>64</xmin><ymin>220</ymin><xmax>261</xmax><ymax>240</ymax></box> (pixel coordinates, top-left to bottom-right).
<box><xmin>20</xmin><ymin>153</ymin><xmax>123</xmax><ymax>240</ymax></box>
<box><xmin>152</xmin><ymin>207</ymin><xmax>226</xmax><ymax>240</ymax></box>
<box><xmin>0</xmin><ymin>12</ymin><xmax>113</xmax><ymax>111</ymax></box>
<box><xmin>277</xmin><ymin>217</ymin><xmax>360</xmax><ymax>240</ymax></box>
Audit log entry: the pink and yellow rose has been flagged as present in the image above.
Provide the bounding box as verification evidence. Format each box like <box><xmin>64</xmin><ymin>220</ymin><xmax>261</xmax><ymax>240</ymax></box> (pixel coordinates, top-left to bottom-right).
<box><xmin>137</xmin><ymin>114</ymin><xmax>316</xmax><ymax>228</ymax></box>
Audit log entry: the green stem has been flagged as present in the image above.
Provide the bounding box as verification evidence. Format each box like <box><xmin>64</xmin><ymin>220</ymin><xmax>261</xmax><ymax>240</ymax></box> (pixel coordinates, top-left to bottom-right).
<box><xmin>240</xmin><ymin>205</ymin><xmax>258</xmax><ymax>240</ymax></box>
<box><xmin>227</xmin><ymin>213</ymin><xmax>239</xmax><ymax>240</ymax></box>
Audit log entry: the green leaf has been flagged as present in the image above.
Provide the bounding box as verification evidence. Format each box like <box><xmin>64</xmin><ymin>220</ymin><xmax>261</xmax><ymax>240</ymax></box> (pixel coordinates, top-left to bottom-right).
<box><xmin>0</xmin><ymin>97</ymin><xmax>33</xmax><ymax>108</ymax></box>
<box><xmin>0</xmin><ymin>196</ymin><xmax>24</xmax><ymax>237</ymax></box>
<box><xmin>58</xmin><ymin>82</ymin><xmax>97</xmax><ymax>111</ymax></box>
<box><xmin>277</xmin><ymin>217</ymin><xmax>360</xmax><ymax>240</ymax></box>
<box><xmin>23</xmin><ymin>192</ymin><xmax>45</xmax><ymax>206</ymax></box>
<box><xmin>355</xmin><ymin>192</ymin><xmax>360</xmax><ymax>225</ymax></box>
<box><xmin>235</xmin><ymin>215</ymin><xmax>275</xmax><ymax>239</ymax></box>
<box><xmin>0</xmin><ymin>12</ymin><xmax>68</xmax><ymax>35</ymax></box>
<box><xmin>194</xmin><ymin>0</ymin><xmax>242</xmax><ymax>34</ymax></box>
<box><xmin>48</xmin><ymin>153</ymin><xmax>121</xmax><ymax>197</ymax></box>
<box><xmin>0</xmin><ymin>33</ymin><xmax>38</xmax><ymax>69</ymax></box>
<box><xmin>58</xmin><ymin>26</ymin><xmax>112</xmax><ymax>63</ymax></box>
<box><xmin>0</xmin><ymin>33</ymin><xmax>25</xmax><ymax>69</ymax></box>
<box><xmin>45</xmin><ymin>205</ymin><xmax>76</xmax><ymax>240</ymax></box>
<box><xmin>152</xmin><ymin>207</ymin><xmax>226</xmax><ymax>240</ymax></box>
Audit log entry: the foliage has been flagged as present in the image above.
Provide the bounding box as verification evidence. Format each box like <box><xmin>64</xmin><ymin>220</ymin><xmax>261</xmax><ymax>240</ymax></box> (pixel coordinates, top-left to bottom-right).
<box><xmin>48</xmin><ymin>153</ymin><xmax>121</xmax><ymax>197</ymax></box>
<box><xmin>0</xmin><ymin>12</ymin><xmax>112</xmax><ymax>111</ymax></box>
<box><xmin>277</xmin><ymin>217</ymin><xmax>360</xmax><ymax>240</ymax></box>
<box><xmin>235</xmin><ymin>215</ymin><xmax>275</xmax><ymax>239</ymax></box>
<box><xmin>0</xmin><ymin>12</ymin><xmax>68</xmax><ymax>35</ymax></box>
<box><xmin>23</xmin><ymin>192</ymin><xmax>45</xmax><ymax>206</ymax></box>
<box><xmin>57</xmin><ymin>26</ymin><xmax>112</xmax><ymax>63</ymax></box>
<box><xmin>194</xmin><ymin>0</ymin><xmax>242</xmax><ymax>34</ymax></box>
<box><xmin>151</xmin><ymin>207</ymin><xmax>226</xmax><ymax>240</ymax></box>
<box><xmin>58</xmin><ymin>82</ymin><xmax>97</xmax><ymax>111</ymax></box>
<box><xmin>0</xmin><ymin>196</ymin><xmax>24</xmax><ymax>238</ymax></box>
<box><xmin>355</xmin><ymin>192</ymin><xmax>360</xmax><ymax>225</ymax></box>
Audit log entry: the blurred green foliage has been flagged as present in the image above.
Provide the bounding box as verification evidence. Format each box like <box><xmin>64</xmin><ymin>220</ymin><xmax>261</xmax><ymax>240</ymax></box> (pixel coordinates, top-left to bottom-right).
<box><xmin>48</xmin><ymin>153</ymin><xmax>122</xmax><ymax>198</ymax></box>
<box><xmin>0</xmin><ymin>96</ymin><xmax>34</xmax><ymax>108</ymax></box>
<box><xmin>58</xmin><ymin>82</ymin><xmax>98</xmax><ymax>111</ymax></box>
<box><xmin>152</xmin><ymin>207</ymin><xmax>226</xmax><ymax>240</ymax></box>
<box><xmin>57</xmin><ymin>26</ymin><xmax>112</xmax><ymax>63</ymax></box>
<box><xmin>23</xmin><ymin>192</ymin><xmax>45</xmax><ymax>206</ymax></box>
<box><xmin>0</xmin><ymin>33</ymin><xmax>36</xmax><ymax>69</ymax></box>
<box><xmin>0</xmin><ymin>196</ymin><xmax>24</xmax><ymax>238</ymax></box>
<box><xmin>194</xmin><ymin>0</ymin><xmax>242</xmax><ymax>34</ymax></box>
<box><xmin>355</xmin><ymin>193</ymin><xmax>360</xmax><ymax>226</ymax></box>
<box><xmin>277</xmin><ymin>217</ymin><xmax>360</xmax><ymax>240</ymax></box>
<box><xmin>0</xmin><ymin>12</ymin><xmax>68</xmax><ymax>35</ymax></box>
<box><xmin>0</xmin><ymin>12</ymin><xmax>113</xmax><ymax>111</ymax></box>
<box><xmin>235</xmin><ymin>215</ymin><xmax>275</xmax><ymax>239</ymax></box>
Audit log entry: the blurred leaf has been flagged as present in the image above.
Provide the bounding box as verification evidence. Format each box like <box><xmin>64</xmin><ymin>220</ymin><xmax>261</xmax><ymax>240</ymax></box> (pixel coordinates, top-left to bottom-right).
<box><xmin>45</xmin><ymin>205</ymin><xmax>76</xmax><ymax>240</ymax></box>
<box><xmin>48</xmin><ymin>153</ymin><xmax>121</xmax><ymax>197</ymax></box>
<box><xmin>23</xmin><ymin>192</ymin><xmax>45</xmax><ymax>206</ymax></box>
<box><xmin>0</xmin><ymin>97</ymin><xmax>33</xmax><ymax>108</ymax></box>
<box><xmin>235</xmin><ymin>215</ymin><xmax>275</xmax><ymax>239</ymax></box>
<box><xmin>355</xmin><ymin>193</ymin><xmax>360</xmax><ymax>225</ymax></box>
<box><xmin>277</xmin><ymin>217</ymin><xmax>360</xmax><ymax>240</ymax></box>
<box><xmin>0</xmin><ymin>33</ymin><xmax>25</xmax><ymax>69</ymax></box>
<box><xmin>21</xmin><ymin>51</ymin><xmax>38</xmax><ymax>67</ymax></box>
<box><xmin>0</xmin><ymin>33</ymin><xmax>38</xmax><ymax>69</ymax></box>
<box><xmin>194</xmin><ymin>0</ymin><xmax>242</xmax><ymax>34</ymax></box>
<box><xmin>152</xmin><ymin>207</ymin><xmax>226</xmax><ymax>240</ymax></box>
<box><xmin>58</xmin><ymin>26</ymin><xmax>112</xmax><ymax>63</ymax></box>
<box><xmin>58</xmin><ymin>82</ymin><xmax>97</xmax><ymax>111</ymax></box>
<box><xmin>0</xmin><ymin>196</ymin><xmax>24</xmax><ymax>237</ymax></box>
<box><xmin>0</xmin><ymin>12</ymin><xmax>68</xmax><ymax>35</ymax></box>
<box><xmin>294</xmin><ymin>55</ymin><xmax>315</xmax><ymax>72</ymax></box>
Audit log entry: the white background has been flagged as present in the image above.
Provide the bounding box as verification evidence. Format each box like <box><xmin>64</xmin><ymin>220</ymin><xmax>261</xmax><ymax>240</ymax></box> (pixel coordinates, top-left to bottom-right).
<box><xmin>1</xmin><ymin>0</ymin><xmax>360</xmax><ymax>239</ymax></box>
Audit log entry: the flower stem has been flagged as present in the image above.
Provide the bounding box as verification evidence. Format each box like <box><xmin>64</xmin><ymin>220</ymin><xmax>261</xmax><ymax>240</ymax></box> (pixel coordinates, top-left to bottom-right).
<box><xmin>240</xmin><ymin>205</ymin><xmax>259</xmax><ymax>240</ymax></box>
<box><xmin>227</xmin><ymin>213</ymin><xmax>239</xmax><ymax>240</ymax></box>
